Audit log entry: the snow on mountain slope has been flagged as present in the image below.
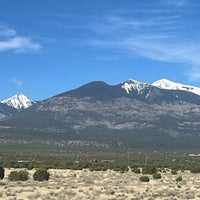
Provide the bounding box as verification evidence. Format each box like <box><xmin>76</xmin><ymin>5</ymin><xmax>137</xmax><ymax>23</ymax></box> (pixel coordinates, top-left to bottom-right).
<box><xmin>121</xmin><ymin>79</ymin><xmax>148</xmax><ymax>94</ymax></box>
<box><xmin>152</xmin><ymin>78</ymin><xmax>200</xmax><ymax>96</ymax></box>
<box><xmin>1</xmin><ymin>94</ymin><xmax>36</xmax><ymax>109</ymax></box>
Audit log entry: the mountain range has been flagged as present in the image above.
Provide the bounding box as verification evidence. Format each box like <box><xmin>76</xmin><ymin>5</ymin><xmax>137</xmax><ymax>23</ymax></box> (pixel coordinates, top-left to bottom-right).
<box><xmin>1</xmin><ymin>78</ymin><xmax>200</xmax><ymax>149</ymax></box>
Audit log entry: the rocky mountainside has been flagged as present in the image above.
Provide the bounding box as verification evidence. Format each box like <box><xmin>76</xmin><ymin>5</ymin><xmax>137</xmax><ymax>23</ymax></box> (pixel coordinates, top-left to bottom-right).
<box><xmin>1</xmin><ymin>79</ymin><xmax>200</xmax><ymax>132</ymax></box>
<box><xmin>1</xmin><ymin>79</ymin><xmax>200</xmax><ymax>149</ymax></box>
<box><xmin>0</xmin><ymin>103</ymin><xmax>17</xmax><ymax>120</ymax></box>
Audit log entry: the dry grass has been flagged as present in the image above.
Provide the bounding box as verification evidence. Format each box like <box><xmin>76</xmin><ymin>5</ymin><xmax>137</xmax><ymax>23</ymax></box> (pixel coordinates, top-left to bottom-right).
<box><xmin>0</xmin><ymin>168</ymin><xmax>199</xmax><ymax>199</ymax></box>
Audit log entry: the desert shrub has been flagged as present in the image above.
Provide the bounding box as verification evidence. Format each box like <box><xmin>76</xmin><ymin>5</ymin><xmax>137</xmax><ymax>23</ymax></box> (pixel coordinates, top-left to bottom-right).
<box><xmin>8</xmin><ymin>170</ymin><xmax>29</xmax><ymax>181</ymax></box>
<box><xmin>102</xmin><ymin>166</ymin><xmax>108</xmax><ymax>171</ymax></box>
<box><xmin>119</xmin><ymin>165</ymin><xmax>128</xmax><ymax>173</ymax></box>
<box><xmin>27</xmin><ymin>164</ymin><xmax>34</xmax><ymax>170</ymax></box>
<box><xmin>0</xmin><ymin>167</ymin><xmax>4</xmax><ymax>180</ymax></box>
<box><xmin>142</xmin><ymin>165</ymin><xmax>157</xmax><ymax>175</ymax></box>
<box><xmin>169</xmin><ymin>164</ymin><xmax>181</xmax><ymax>170</ymax></box>
<box><xmin>176</xmin><ymin>176</ymin><xmax>182</xmax><ymax>182</ymax></box>
<box><xmin>89</xmin><ymin>164</ymin><xmax>103</xmax><ymax>171</ymax></box>
<box><xmin>140</xmin><ymin>176</ymin><xmax>150</xmax><ymax>182</ymax></box>
<box><xmin>153</xmin><ymin>173</ymin><xmax>161</xmax><ymax>179</ymax></box>
<box><xmin>190</xmin><ymin>166</ymin><xmax>200</xmax><ymax>173</ymax></box>
<box><xmin>33</xmin><ymin>169</ymin><xmax>50</xmax><ymax>181</ymax></box>
<box><xmin>132</xmin><ymin>168</ymin><xmax>140</xmax><ymax>174</ymax></box>
<box><xmin>171</xmin><ymin>170</ymin><xmax>177</xmax><ymax>175</ymax></box>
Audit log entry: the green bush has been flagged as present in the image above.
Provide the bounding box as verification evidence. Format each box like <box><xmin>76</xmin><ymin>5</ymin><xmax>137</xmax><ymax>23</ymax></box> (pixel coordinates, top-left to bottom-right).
<box><xmin>0</xmin><ymin>167</ymin><xmax>5</xmax><ymax>180</ymax></box>
<box><xmin>27</xmin><ymin>164</ymin><xmax>34</xmax><ymax>170</ymax></box>
<box><xmin>171</xmin><ymin>170</ymin><xmax>177</xmax><ymax>175</ymax></box>
<box><xmin>190</xmin><ymin>166</ymin><xmax>200</xmax><ymax>173</ymax></box>
<box><xmin>8</xmin><ymin>170</ymin><xmax>29</xmax><ymax>181</ymax></box>
<box><xmin>176</xmin><ymin>176</ymin><xmax>182</xmax><ymax>182</ymax></box>
<box><xmin>140</xmin><ymin>176</ymin><xmax>150</xmax><ymax>182</ymax></box>
<box><xmin>142</xmin><ymin>166</ymin><xmax>157</xmax><ymax>175</ymax></box>
<box><xmin>132</xmin><ymin>168</ymin><xmax>140</xmax><ymax>174</ymax></box>
<box><xmin>33</xmin><ymin>169</ymin><xmax>50</xmax><ymax>181</ymax></box>
<box><xmin>153</xmin><ymin>173</ymin><xmax>161</xmax><ymax>179</ymax></box>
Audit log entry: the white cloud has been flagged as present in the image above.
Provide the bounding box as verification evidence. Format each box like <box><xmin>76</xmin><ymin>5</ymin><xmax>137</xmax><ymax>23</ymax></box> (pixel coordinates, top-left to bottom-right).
<box><xmin>87</xmin><ymin>4</ymin><xmax>200</xmax><ymax>82</ymax></box>
<box><xmin>88</xmin><ymin>14</ymin><xmax>185</xmax><ymax>63</ymax></box>
<box><xmin>161</xmin><ymin>0</ymin><xmax>188</xmax><ymax>7</ymax></box>
<box><xmin>0</xmin><ymin>25</ymin><xmax>16</xmax><ymax>38</ymax></box>
<box><xmin>122</xmin><ymin>38</ymin><xmax>200</xmax><ymax>65</ymax></box>
<box><xmin>89</xmin><ymin>36</ymin><xmax>200</xmax><ymax>81</ymax></box>
<box><xmin>0</xmin><ymin>24</ymin><xmax>41</xmax><ymax>53</ymax></box>
<box><xmin>90</xmin><ymin>15</ymin><xmax>180</xmax><ymax>35</ymax></box>
<box><xmin>11</xmin><ymin>78</ymin><xmax>23</xmax><ymax>88</ymax></box>
<box><xmin>186</xmin><ymin>67</ymin><xmax>200</xmax><ymax>82</ymax></box>
<box><xmin>0</xmin><ymin>37</ymin><xmax>40</xmax><ymax>52</ymax></box>
<box><xmin>89</xmin><ymin>37</ymin><xmax>200</xmax><ymax>65</ymax></box>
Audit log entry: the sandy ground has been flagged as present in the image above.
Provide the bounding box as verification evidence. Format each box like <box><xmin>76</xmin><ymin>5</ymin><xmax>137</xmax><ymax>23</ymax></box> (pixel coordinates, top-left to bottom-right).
<box><xmin>0</xmin><ymin>168</ymin><xmax>200</xmax><ymax>200</ymax></box>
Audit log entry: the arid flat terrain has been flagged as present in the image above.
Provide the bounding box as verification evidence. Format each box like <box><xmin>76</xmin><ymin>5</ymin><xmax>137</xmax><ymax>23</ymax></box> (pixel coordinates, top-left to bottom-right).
<box><xmin>0</xmin><ymin>168</ymin><xmax>200</xmax><ymax>200</ymax></box>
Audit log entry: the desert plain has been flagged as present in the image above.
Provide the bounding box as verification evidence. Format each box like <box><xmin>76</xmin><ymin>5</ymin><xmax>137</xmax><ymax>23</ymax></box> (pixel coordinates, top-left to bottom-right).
<box><xmin>0</xmin><ymin>168</ymin><xmax>200</xmax><ymax>200</ymax></box>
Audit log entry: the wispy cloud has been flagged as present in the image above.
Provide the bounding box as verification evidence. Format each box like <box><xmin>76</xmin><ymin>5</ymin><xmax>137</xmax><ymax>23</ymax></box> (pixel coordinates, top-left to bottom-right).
<box><xmin>161</xmin><ymin>0</ymin><xmax>188</xmax><ymax>7</ymax></box>
<box><xmin>0</xmin><ymin>25</ymin><xmax>16</xmax><ymax>38</ymax></box>
<box><xmin>89</xmin><ymin>37</ymin><xmax>200</xmax><ymax>66</ymax></box>
<box><xmin>11</xmin><ymin>78</ymin><xmax>23</xmax><ymax>88</ymax></box>
<box><xmin>0</xmin><ymin>25</ymin><xmax>41</xmax><ymax>53</ymax></box>
<box><xmin>90</xmin><ymin>15</ymin><xmax>180</xmax><ymax>34</ymax></box>
<box><xmin>187</xmin><ymin>68</ymin><xmax>200</xmax><ymax>81</ymax></box>
<box><xmin>0</xmin><ymin>37</ymin><xmax>40</xmax><ymax>53</ymax></box>
<box><xmin>87</xmin><ymin>1</ymin><xmax>200</xmax><ymax>82</ymax></box>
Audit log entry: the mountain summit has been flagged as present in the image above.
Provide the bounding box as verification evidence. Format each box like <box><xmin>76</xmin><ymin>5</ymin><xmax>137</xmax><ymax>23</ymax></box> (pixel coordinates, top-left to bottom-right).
<box><xmin>2</xmin><ymin>78</ymin><xmax>200</xmax><ymax>129</ymax></box>
<box><xmin>1</xmin><ymin>78</ymin><xmax>200</xmax><ymax>149</ymax></box>
<box><xmin>121</xmin><ymin>79</ymin><xmax>148</xmax><ymax>94</ymax></box>
<box><xmin>1</xmin><ymin>94</ymin><xmax>36</xmax><ymax>110</ymax></box>
<box><xmin>152</xmin><ymin>78</ymin><xmax>200</xmax><ymax>96</ymax></box>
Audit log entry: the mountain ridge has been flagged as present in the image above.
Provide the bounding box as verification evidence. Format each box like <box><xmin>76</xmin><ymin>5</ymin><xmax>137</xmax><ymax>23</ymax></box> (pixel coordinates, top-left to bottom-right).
<box><xmin>152</xmin><ymin>78</ymin><xmax>200</xmax><ymax>96</ymax></box>
<box><xmin>2</xmin><ymin>78</ymin><xmax>200</xmax><ymax>128</ymax></box>
<box><xmin>1</xmin><ymin>78</ymin><xmax>200</xmax><ymax>103</ymax></box>
<box><xmin>1</xmin><ymin>93</ymin><xmax>36</xmax><ymax>110</ymax></box>
<box><xmin>1</xmin><ymin>78</ymin><xmax>200</xmax><ymax>149</ymax></box>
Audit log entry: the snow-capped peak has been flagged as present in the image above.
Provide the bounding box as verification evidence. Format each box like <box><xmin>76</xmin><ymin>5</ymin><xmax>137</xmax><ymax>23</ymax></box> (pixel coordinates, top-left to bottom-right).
<box><xmin>121</xmin><ymin>79</ymin><xmax>148</xmax><ymax>94</ymax></box>
<box><xmin>1</xmin><ymin>94</ymin><xmax>36</xmax><ymax>110</ymax></box>
<box><xmin>152</xmin><ymin>78</ymin><xmax>200</xmax><ymax>96</ymax></box>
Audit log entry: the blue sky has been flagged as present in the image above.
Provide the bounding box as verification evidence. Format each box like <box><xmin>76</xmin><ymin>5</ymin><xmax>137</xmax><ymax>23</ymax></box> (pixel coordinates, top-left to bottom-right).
<box><xmin>1</xmin><ymin>0</ymin><xmax>200</xmax><ymax>100</ymax></box>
